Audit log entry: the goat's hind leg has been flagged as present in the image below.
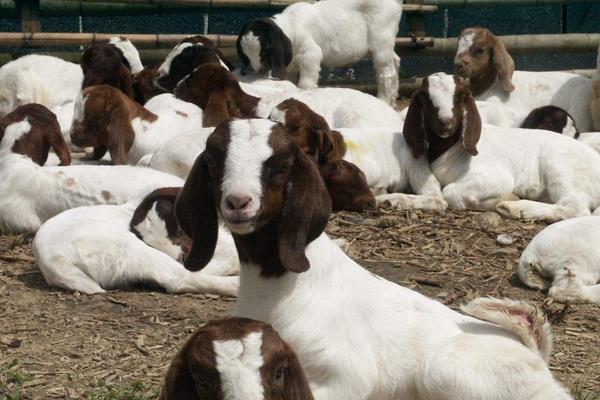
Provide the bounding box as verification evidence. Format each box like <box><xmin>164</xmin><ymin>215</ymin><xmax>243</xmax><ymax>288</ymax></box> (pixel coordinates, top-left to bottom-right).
<box><xmin>496</xmin><ymin>199</ymin><xmax>589</xmax><ymax>222</ymax></box>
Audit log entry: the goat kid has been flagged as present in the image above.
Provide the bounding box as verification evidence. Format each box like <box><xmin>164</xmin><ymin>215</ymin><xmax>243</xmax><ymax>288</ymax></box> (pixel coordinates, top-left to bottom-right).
<box><xmin>34</xmin><ymin>187</ymin><xmax>239</xmax><ymax>295</ymax></box>
<box><xmin>454</xmin><ymin>27</ymin><xmax>593</xmax><ymax>131</ymax></box>
<box><xmin>70</xmin><ymin>85</ymin><xmax>203</xmax><ymax>164</ymax></box>
<box><xmin>520</xmin><ymin>105</ymin><xmax>579</xmax><ymax>137</ymax></box>
<box><xmin>236</xmin><ymin>0</ymin><xmax>402</xmax><ymax>105</ymax></box>
<box><xmin>519</xmin><ymin>216</ymin><xmax>600</xmax><ymax>304</ymax></box>
<box><xmin>161</xmin><ymin>318</ymin><xmax>313</xmax><ymax>400</ymax></box>
<box><xmin>174</xmin><ymin>117</ymin><xmax>570</xmax><ymax>400</ymax></box>
<box><xmin>270</xmin><ymin>99</ymin><xmax>446</xmax><ymax>211</ymax></box>
<box><xmin>403</xmin><ymin>72</ymin><xmax>600</xmax><ymax>222</ymax></box>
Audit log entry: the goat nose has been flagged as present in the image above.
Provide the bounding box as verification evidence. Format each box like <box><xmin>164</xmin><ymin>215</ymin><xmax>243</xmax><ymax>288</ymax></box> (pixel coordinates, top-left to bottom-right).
<box><xmin>225</xmin><ymin>194</ymin><xmax>252</xmax><ymax>211</ymax></box>
<box><xmin>440</xmin><ymin>116</ymin><xmax>453</xmax><ymax>125</ymax></box>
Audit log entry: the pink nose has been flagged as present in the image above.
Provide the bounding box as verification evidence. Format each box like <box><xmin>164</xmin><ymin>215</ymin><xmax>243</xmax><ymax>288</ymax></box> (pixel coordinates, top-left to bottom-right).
<box><xmin>225</xmin><ymin>194</ymin><xmax>252</xmax><ymax>211</ymax></box>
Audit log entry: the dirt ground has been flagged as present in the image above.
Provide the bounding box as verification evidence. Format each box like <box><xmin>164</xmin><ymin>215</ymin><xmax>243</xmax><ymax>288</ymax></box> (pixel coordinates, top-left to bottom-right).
<box><xmin>1</xmin><ymin>208</ymin><xmax>599</xmax><ymax>399</ymax></box>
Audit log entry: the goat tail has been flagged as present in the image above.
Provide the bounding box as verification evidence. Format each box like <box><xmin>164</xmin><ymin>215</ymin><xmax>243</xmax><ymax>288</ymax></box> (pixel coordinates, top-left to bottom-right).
<box><xmin>461</xmin><ymin>297</ymin><xmax>553</xmax><ymax>364</ymax></box>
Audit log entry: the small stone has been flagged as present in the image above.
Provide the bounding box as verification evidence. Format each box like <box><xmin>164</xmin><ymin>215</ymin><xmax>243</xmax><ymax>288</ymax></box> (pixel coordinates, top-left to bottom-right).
<box><xmin>496</xmin><ymin>234</ymin><xmax>515</xmax><ymax>246</ymax></box>
<box><xmin>476</xmin><ymin>212</ymin><xmax>502</xmax><ymax>229</ymax></box>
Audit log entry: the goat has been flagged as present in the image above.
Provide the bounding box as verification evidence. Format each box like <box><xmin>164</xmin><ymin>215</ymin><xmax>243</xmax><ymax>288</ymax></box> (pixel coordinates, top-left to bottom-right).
<box><xmin>236</xmin><ymin>0</ymin><xmax>402</xmax><ymax>105</ymax></box>
<box><xmin>403</xmin><ymin>72</ymin><xmax>600</xmax><ymax>222</ymax></box>
<box><xmin>270</xmin><ymin>99</ymin><xmax>446</xmax><ymax>211</ymax></box>
<box><xmin>33</xmin><ymin>187</ymin><xmax>239</xmax><ymax>295</ymax></box>
<box><xmin>70</xmin><ymin>85</ymin><xmax>203</xmax><ymax>165</ymax></box>
<box><xmin>81</xmin><ymin>43</ymin><xmax>135</xmax><ymax>99</ymax></box>
<box><xmin>591</xmin><ymin>43</ymin><xmax>600</xmax><ymax>131</ymax></box>
<box><xmin>109</xmin><ymin>36</ymin><xmax>144</xmax><ymax>75</ymax></box>
<box><xmin>520</xmin><ymin>105</ymin><xmax>579</xmax><ymax>137</ymax></box>
<box><xmin>0</xmin><ymin>54</ymin><xmax>83</xmax><ymax>117</ymax></box>
<box><xmin>133</xmin><ymin>64</ymin><xmax>167</xmax><ymax>104</ymax></box>
<box><xmin>0</xmin><ymin>120</ymin><xmax>183</xmax><ymax>233</ymax></box>
<box><xmin>174</xmin><ymin>117</ymin><xmax>571</xmax><ymax>400</ymax></box>
<box><xmin>0</xmin><ymin>103</ymin><xmax>70</xmax><ymax>166</ymax></box>
<box><xmin>518</xmin><ymin>216</ymin><xmax>600</xmax><ymax>304</ymax></box>
<box><xmin>161</xmin><ymin>317</ymin><xmax>313</xmax><ymax>400</ymax></box>
<box><xmin>454</xmin><ymin>27</ymin><xmax>593</xmax><ymax>131</ymax></box>
<box><xmin>174</xmin><ymin>63</ymin><xmax>403</xmax><ymax>129</ymax></box>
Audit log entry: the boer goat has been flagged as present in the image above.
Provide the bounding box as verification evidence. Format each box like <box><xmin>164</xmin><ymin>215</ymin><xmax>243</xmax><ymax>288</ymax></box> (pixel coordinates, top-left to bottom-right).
<box><xmin>81</xmin><ymin>42</ymin><xmax>135</xmax><ymax>99</ymax></box>
<box><xmin>0</xmin><ymin>103</ymin><xmax>70</xmax><ymax>166</ymax></box>
<box><xmin>454</xmin><ymin>27</ymin><xmax>593</xmax><ymax>131</ymax></box>
<box><xmin>236</xmin><ymin>0</ymin><xmax>402</xmax><ymax>105</ymax></box>
<box><xmin>519</xmin><ymin>216</ymin><xmax>600</xmax><ymax>304</ymax></box>
<box><xmin>161</xmin><ymin>318</ymin><xmax>314</xmax><ymax>399</ymax></box>
<box><xmin>33</xmin><ymin>187</ymin><xmax>239</xmax><ymax>295</ymax></box>
<box><xmin>270</xmin><ymin>99</ymin><xmax>446</xmax><ymax>211</ymax></box>
<box><xmin>520</xmin><ymin>105</ymin><xmax>579</xmax><ymax>137</ymax></box>
<box><xmin>174</xmin><ymin>118</ymin><xmax>570</xmax><ymax>400</ymax></box>
<box><xmin>403</xmin><ymin>72</ymin><xmax>600</xmax><ymax>222</ymax></box>
<box><xmin>0</xmin><ymin>117</ymin><xmax>182</xmax><ymax>233</ymax></box>
<box><xmin>175</xmin><ymin>64</ymin><xmax>402</xmax><ymax>129</ymax></box>
<box><xmin>70</xmin><ymin>85</ymin><xmax>203</xmax><ymax>164</ymax></box>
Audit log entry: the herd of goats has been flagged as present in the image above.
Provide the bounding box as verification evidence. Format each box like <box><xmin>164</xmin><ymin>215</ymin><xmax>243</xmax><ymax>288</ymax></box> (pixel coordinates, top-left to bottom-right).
<box><xmin>0</xmin><ymin>0</ymin><xmax>599</xmax><ymax>398</ymax></box>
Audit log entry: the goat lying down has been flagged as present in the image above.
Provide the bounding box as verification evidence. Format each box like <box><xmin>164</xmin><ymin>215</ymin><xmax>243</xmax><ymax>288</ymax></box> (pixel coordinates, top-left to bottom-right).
<box><xmin>519</xmin><ymin>216</ymin><xmax>600</xmax><ymax>304</ymax></box>
<box><xmin>455</xmin><ymin>27</ymin><xmax>592</xmax><ymax>131</ymax></box>
<box><xmin>174</xmin><ymin>64</ymin><xmax>403</xmax><ymax>129</ymax></box>
<box><xmin>70</xmin><ymin>85</ymin><xmax>203</xmax><ymax>165</ymax></box>
<box><xmin>161</xmin><ymin>318</ymin><xmax>314</xmax><ymax>399</ymax></box>
<box><xmin>34</xmin><ymin>188</ymin><xmax>238</xmax><ymax>296</ymax></box>
<box><xmin>175</xmin><ymin>118</ymin><xmax>570</xmax><ymax>400</ymax></box>
<box><xmin>236</xmin><ymin>0</ymin><xmax>402</xmax><ymax>105</ymax></box>
<box><xmin>270</xmin><ymin>99</ymin><xmax>446</xmax><ymax>211</ymax></box>
<box><xmin>403</xmin><ymin>73</ymin><xmax>600</xmax><ymax>222</ymax></box>
<box><xmin>0</xmin><ymin>118</ymin><xmax>183</xmax><ymax>233</ymax></box>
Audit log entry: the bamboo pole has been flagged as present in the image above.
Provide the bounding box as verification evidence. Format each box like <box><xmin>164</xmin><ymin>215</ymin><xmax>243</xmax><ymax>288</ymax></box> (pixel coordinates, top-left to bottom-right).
<box><xmin>426</xmin><ymin>0</ymin><xmax>597</xmax><ymax>6</ymax></box>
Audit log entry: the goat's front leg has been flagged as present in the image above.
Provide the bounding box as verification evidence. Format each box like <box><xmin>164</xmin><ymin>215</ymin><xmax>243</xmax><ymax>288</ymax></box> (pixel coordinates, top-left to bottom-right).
<box><xmin>377</xmin><ymin>193</ymin><xmax>447</xmax><ymax>211</ymax></box>
<box><xmin>496</xmin><ymin>199</ymin><xmax>589</xmax><ymax>222</ymax></box>
<box><xmin>295</xmin><ymin>45</ymin><xmax>323</xmax><ymax>89</ymax></box>
<box><xmin>442</xmin><ymin>175</ymin><xmax>516</xmax><ymax>211</ymax></box>
<box><xmin>372</xmin><ymin>49</ymin><xmax>400</xmax><ymax>106</ymax></box>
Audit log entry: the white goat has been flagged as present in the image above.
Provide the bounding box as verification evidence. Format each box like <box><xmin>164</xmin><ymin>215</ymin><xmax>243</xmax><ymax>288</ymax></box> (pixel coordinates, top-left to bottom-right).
<box><xmin>0</xmin><ymin>118</ymin><xmax>183</xmax><ymax>233</ymax></box>
<box><xmin>175</xmin><ymin>118</ymin><xmax>571</xmax><ymax>400</ymax></box>
<box><xmin>34</xmin><ymin>188</ymin><xmax>238</xmax><ymax>296</ymax></box>
<box><xmin>403</xmin><ymin>73</ymin><xmax>600</xmax><ymax>222</ymax></box>
<box><xmin>519</xmin><ymin>216</ymin><xmax>600</xmax><ymax>304</ymax></box>
<box><xmin>236</xmin><ymin>0</ymin><xmax>402</xmax><ymax>105</ymax></box>
<box><xmin>269</xmin><ymin>99</ymin><xmax>446</xmax><ymax>211</ymax></box>
<box><xmin>70</xmin><ymin>86</ymin><xmax>203</xmax><ymax>165</ymax></box>
<box><xmin>455</xmin><ymin>27</ymin><xmax>593</xmax><ymax>131</ymax></box>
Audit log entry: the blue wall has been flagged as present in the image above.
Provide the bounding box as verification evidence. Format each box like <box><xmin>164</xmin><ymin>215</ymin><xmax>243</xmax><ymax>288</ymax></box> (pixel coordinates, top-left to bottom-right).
<box><xmin>0</xmin><ymin>3</ymin><xmax>599</xmax><ymax>79</ymax></box>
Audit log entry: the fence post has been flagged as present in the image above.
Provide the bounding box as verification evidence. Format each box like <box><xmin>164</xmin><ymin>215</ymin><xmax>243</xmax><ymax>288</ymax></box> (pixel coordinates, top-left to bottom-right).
<box><xmin>19</xmin><ymin>0</ymin><xmax>41</xmax><ymax>33</ymax></box>
<box><xmin>405</xmin><ymin>0</ymin><xmax>428</xmax><ymax>49</ymax></box>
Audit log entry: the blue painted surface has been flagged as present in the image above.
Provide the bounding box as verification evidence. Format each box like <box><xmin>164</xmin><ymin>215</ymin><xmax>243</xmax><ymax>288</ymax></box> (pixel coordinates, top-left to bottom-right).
<box><xmin>0</xmin><ymin>4</ymin><xmax>598</xmax><ymax>77</ymax></box>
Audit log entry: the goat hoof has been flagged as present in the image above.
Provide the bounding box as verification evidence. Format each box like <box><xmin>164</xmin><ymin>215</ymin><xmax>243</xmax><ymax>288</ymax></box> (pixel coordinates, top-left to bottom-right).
<box><xmin>496</xmin><ymin>202</ymin><xmax>522</xmax><ymax>219</ymax></box>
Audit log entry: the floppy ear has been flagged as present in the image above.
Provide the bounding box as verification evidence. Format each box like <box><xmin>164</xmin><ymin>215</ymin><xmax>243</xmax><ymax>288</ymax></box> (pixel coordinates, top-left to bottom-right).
<box><xmin>283</xmin><ymin>346</ymin><xmax>316</xmax><ymax>400</ymax></box>
<box><xmin>160</xmin><ymin>349</ymin><xmax>197</xmax><ymax>400</ymax></box>
<box><xmin>278</xmin><ymin>147</ymin><xmax>331</xmax><ymax>273</ymax></box>
<box><xmin>268</xmin><ymin>25</ymin><xmax>292</xmax><ymax>80</ymax></box>
<box><xmin>106</xmin><ymin>106</ymin><xmax>135</xmax><ymax>165</ymax></box>
<box><xmin>492</xmin><ymin>36</ymin><xmax>515</xmax><ymax>93</ymax></box>
<box><xmin>175</xmin><ymin>152</ymin><xmax>219</xmax><ymax>271</ymax></box>
<box><xmin>118</xmin><ymin>67</ymin><xmax>136</xmax><ymax>99</ymax></box>
<box><xmin>461</xmin><ymin>90</ymin><xmax>482</xmax><ymax>156</ymax></box>
<box><xmin>92</xmin><ymin>145</ymin><xmax>108</xmax><ymax>160</ymax></box>
<box><xmin>402</xmin><ymin>91</ymin><xmax>428</xmax><ymax>159</ymax></box>
<box><xmin>236</xmin><ymin>23</ymin><xmax>252</xmax><ymax>74</ymax></box>
<box><xmin>203</xmin><ymin>92</ymin><xmax>233</xmax><ymax>127</ymax></box>
<box><xmin>47</xmin><ymin>118</ymin><xmax>71</xmax><ymax>166</ymax></box>
<box><xmin>130</xmin><ymin>187</ymin><xmax>181</xmax><ymax>234</ymax></box>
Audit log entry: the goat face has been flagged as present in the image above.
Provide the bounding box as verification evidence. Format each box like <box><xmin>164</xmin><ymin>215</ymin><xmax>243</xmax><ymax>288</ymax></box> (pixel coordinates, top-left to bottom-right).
<box><xmin>236</xmin><ymin>18</ymin><xmax>292</xmax><ymax>79</ymax></box>
<box><xmin>403</xmin><ymin>73</ymin><xmax>482</xmax><ymax>160</ymax></box>
<box><xmin>320</xmin><ymin>160</ymin><xmax>376</xmax><ymax>212</ymax></box>
<box><xmin>130</xmin><ymin>187</ymin><xmax>191</xmax><ymax>263</ymax></box>
<box><xmin>175</xmin><ymin>118</ymin><xmax>331</xmax><ymax>273</ymax></box>
<box><xmin>454</xmin><ymin>27</ymin><xmax>515</xmax><ymax>94</ymax></box>
<box><xmin>161</xmin><ymin>318</ymin><xmax>314</xmax><ymax>400</ymax></box>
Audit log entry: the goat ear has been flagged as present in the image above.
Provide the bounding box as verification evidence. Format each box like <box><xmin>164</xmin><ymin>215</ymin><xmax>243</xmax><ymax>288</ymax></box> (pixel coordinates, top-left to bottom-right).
<box><xmin>283</xmin><ymin>346</ymin><xmax>316</xmax><ymax>400</ymax></box>
<box><xmin>492</xmin><ymin>36</ymin><xmax>515</xmax><ymax>93</ymax></box>
<box><xmin>203</xmin><ymin>92</ymin><xmax>233</xmax><ymax>127</ymax></box>
<box><xmin>119</xmin><ymin>68</ymin><xmax>136</xmax><ymax>100</ymax></box>
<box><xmin>92</xmin><ymin>145</ymin><xmax>107</xmax><ymax>160</ymax></box>
<box><xmin>461</xmin><ymin>90</ymin><xmax>482</xmax><ymax>155</ymax></box>
<box><xmin>130</xmin><ymin>187</ymin><xmax>181</xmax><ymax>232</ymax></box>
<box><xmin>269</xmin><ymin>26</ymin><xmax>292</xmax><ymax>80</ymax></box>
<box><xmin>402</xmin><ymin>91</ymin><xmax>428</xmax><ymax>159</ymax></box>
<box><xmin>160</xmin><ymin>348</ymin><xmax>197</xmax><ymax>400</ymax></box>
<box><xmin>48</xmin><ymin>118</ymin><xmax>71</xmax><ymax>166</ymax></box>
<box><xmin>321</xmin><ymin>129</ymin><xmax>346</xmax><ymax>164</ymax></box>
<box><xmin>278</xmin><ymin>147</ymin><xmax>331</xmax><ymax>273</ymax></box>
<box><xmin>236</xmin><ymin>23</ymin><xmax>252</xmax><ymax>74</ymax></box>
<box><xmin>106</xmin><ymin>106</ymin><xmax>135</xmax><ymax>165</ymax></box>
<box><xmin>175</xmin><ymin>152</ymin><xmax>218</xmax><ymax>271</ymax></box>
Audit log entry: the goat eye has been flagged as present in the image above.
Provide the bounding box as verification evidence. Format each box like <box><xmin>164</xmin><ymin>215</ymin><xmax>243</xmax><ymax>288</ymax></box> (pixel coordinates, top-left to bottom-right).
<box><xmin>204</xmin><ymin>154</ymin><xmax>217</xmax><ymax>168</ymax></box>
<box><xmin>274</xmin><ymin>366</ymin><xmax>285</xmax><ymax>381</ymax></box>
<box><xmin>474</xmin><ymin>48</ymin><xmax>485</xmax><ymax>56</ymax></box>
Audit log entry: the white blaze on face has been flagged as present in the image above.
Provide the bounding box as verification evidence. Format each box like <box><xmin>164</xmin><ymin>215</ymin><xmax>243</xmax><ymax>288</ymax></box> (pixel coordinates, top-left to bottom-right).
<box><xmin>221</xmin><ymin>119</ymin><xmax>275</xmax><ymax>231</ymax></box>
<box><xmin>428</xmin><ymin>73</ymin><xmax>456</xmax><ymax>123</ymax></box>
<box><xmin>132</xmin><ymin>203</ymin><xmax>183</xmax><ymax>261</ymax></box>
<box><xmin>73</xmin><ymin>93</ymin><xmax>88</xmax><ymax>123</ymax></box>
<box><xmin>158</xmin><ymin>42</ymin><xmax>195</xmax><ymax>78</ymax></box>
<box><xmin>0</xmin><ymin>118</ymin><xmax>31</xmax><ymax>151</ymax></box>
<box><xmin>267</xmin><ymin>107</ymin><xmax>287</xmax><ymax>124</ymax></box>
<box><xmin>455</xmin><ymin>32</ymin><xmax>475</xmax><ymax>63</ymax></box>
<box><xmin>240</xmin><ymin>32</ymin><xmax>263</xmax><ymax>72</ymax></box>
<box><xmin>214</xmin><ymin>331</ymin><xmax>265</xmax><ymax>400</ymax></box>
<box><xmin>109</xmin><ymin>37</ymin><xmax>144</xmax><ymax>74</ymax></box>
